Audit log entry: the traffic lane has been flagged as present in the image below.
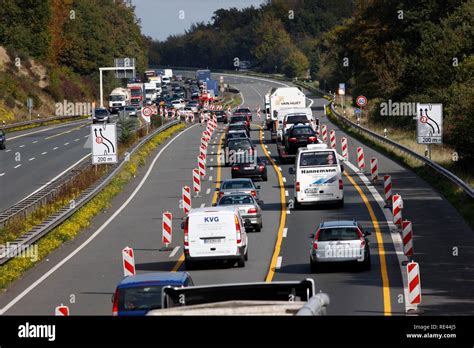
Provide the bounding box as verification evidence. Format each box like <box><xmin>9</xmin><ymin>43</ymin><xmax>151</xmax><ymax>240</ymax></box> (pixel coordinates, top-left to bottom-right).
<box><xmin>185</xmin><ymin>124</ymin><xmax>284</xmax><ymax>286</ymax></box>
<box><xmin>1</xmin><ymin>124</ymin><xmax>200</xmax><ymax>315</ymax></box>
<box><xmin>264</xmin><ymin>126</ymin><xmax>404</xmax><ymax>315</ymax></box>
<box><xmin>0</xmin><ymin>124</ymin><xmax>91</xmax><ymax>210</ymax></box>
<box><xmin>321</xmin><ymin>114</ymin><xmax>474</xmax><ymax>314</ymax></box>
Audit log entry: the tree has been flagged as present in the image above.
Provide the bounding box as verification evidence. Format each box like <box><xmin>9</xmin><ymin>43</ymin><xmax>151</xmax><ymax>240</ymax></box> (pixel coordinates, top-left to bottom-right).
<box><xmin>283</xmin><ymin>48</ymin><xmax>309</xmax><ymax>78</ymax></box>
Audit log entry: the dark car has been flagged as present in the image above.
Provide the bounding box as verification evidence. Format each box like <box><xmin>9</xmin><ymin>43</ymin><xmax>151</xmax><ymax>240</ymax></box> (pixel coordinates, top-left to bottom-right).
<box><xmin>92</xmin><ymin>107</ymin><xmax>111</xmax><ymax>124</ymax></box>
<box><xmin>112</xmin><ymin>272</ymin><xmax>194</xmax><ymax>316</ymax></box>
<box><xmin>215</xmin><ymin>110</ymin><xmax>228</xmax><ymax>123</ymax></box>
<box><xmin>0</xmin><ymin>129</ymin><xmax>6</xmax><ymax>150</ymax></box>
<box><xmin>225</xmin><ymin>130</ymin><xmax>248</xmax><ymax>148</ymax></box>
<box><xmin>284</xmin><ymin>124</ymin><xmax>318</xmax><ymax>154</ymax></box>
<box><xmin>227</xmin><ymin>122</ymin><xmax>250</xmax><ymax>137</ymax></box>
<box><xmin>230</xmin><ymin>115</ymin><xmax>250</xmax><ymax>130</ymax></box>
<box><xmin>225</xmin><ymin>138</ymin><xmax>255</xmax><ymax>166</ymax></box>
<box><xmin>231</xmin><ymin>157</ymin><xmax>268</xmax><ymax>181</ymax></box>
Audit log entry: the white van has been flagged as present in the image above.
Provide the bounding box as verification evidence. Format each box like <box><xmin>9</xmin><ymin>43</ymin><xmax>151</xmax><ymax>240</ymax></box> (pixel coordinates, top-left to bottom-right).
<box><xmin>289</xmin><ymin>144</ymin><xmax>344</xmax><ymax>208</ymax></box>
<box><xmin>182</xmin><ymin>207</ymin><xmax>250</xmax><ymax>269</ymax></box>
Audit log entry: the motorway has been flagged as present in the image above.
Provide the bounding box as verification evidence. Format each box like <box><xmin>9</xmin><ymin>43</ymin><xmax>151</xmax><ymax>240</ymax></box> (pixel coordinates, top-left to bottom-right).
<box><xmin>0</xmin><ymin>73</ymin><xmax>472</xmax><ymax>315</ymax></box>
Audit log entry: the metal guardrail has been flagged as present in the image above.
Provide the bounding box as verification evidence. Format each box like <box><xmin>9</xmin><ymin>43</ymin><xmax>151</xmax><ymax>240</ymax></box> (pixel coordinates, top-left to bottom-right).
<box><xmin>0</xmin><ymin>120</ymin><xmax>181</xmax><ymax>265</ymax></box>
<box><xmin>2</xmin><ymin>114</ymin><xmax>87</xmax><ymax>131</ymax></box>
<box><xmin>296</xmin><ymin>293</ymin><xmax>330</xmax><ymax>316</ymax></box>
<box><xmin>329</xmin><ymin>103</ymin><xmax>474</xmax><ymax>199</ymax></box>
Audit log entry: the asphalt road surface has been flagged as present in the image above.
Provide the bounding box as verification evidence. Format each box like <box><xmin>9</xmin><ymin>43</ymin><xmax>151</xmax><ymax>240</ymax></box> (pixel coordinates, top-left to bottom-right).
<box><xmin>0</xmin><ymin>73</ymin><xmax>472</xmax><ymax>315</ymax></box>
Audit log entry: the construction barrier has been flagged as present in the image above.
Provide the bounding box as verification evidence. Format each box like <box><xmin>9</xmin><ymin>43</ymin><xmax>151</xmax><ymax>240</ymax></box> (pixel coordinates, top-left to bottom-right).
<box><xmin>122</xmin><ymin>246</ymin><xmax>136</xmax><ymax>277</ymax></box>
<box><xmin>407</xmin><ymin>261</ymin><xmax>421</xmax><ymax>305</ymax></box>
<box><xmin>402</xmin><ymin>220</ymin><xmax>414</xmax><ymax>257</ymax></box>
<box><xmin>162</xmin><ymin>211</ymin><xmax>172</xmax><ymax>246</ymax></box>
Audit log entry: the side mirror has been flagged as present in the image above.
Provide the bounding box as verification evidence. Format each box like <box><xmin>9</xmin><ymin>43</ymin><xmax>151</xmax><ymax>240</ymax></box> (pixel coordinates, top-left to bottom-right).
<box><xmin>340</xmin><ymin>164</ymin><xmax>345</xmax><ymax>172</ymax></box>
<box><xmin>257</xmin><ymin>200</ymin><xmax>264</xmax><ymax>206</ymax></box>
<box><xmin>363</xmin><ymin>231</ymin><xmax>372</xmax><ymax>236</ymax></box>
<box><xmin>256</xmin><ymin>185</ymin><xmax>261</xmax><ymax>190</ymax></box>
<box><xmin>289</xmin><ymin>167</ymin><xmax>295</xmax><ymax>175</ymax></box>
<box><xmin>180</xmin><ymin>221</ymin><xmax>185</xmax><ymax>229</ymax></box>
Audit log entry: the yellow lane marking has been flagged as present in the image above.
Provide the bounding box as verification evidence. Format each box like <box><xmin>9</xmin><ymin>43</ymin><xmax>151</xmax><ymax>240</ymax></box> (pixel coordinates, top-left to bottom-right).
<box><xmin>344</xmin><ymin>171</ymin><xmax>392</xmax><ymax>315</ymax></box>
<box><xmin>260</xmin><ymin>125</ymin><xmax>287</xmax><ymax>282</ymax></box>
<box><xmin>44</xmin><ymin>124</ymin><xmax>87</xmax><ymax>140</ymax></box>
<box><xmin>171</xmin><ymin>131</ymin><xmax>225</xmax><ymax>272</ymax></box>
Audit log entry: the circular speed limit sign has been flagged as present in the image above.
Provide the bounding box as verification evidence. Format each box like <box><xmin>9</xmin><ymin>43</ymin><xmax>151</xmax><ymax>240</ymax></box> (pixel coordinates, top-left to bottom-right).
<box><xmin>142</xmin><ymin>107</ymin><xmax>153</xmax><ymax>117</ymax></box>
<box><xmin>356</xmin><ymin>95</ymin><xmax>367</xmax><ymax>107</ymax></box>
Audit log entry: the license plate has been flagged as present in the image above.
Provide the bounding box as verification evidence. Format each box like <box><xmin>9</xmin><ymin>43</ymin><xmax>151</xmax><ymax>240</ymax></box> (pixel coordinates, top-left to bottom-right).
<box><xmin>244</xmin><ymin>166</ymin><xmax>255</xmax><ymax>170</ymax></box>
<box><xmin>305</xmin><ymin>188</ymin><xmax>319</xmax><ymax>193</ymax></box>
<box><xmin>204</xmin><ymin>239</ymin><xmax>221</xmax><ymax>244</ymax></box>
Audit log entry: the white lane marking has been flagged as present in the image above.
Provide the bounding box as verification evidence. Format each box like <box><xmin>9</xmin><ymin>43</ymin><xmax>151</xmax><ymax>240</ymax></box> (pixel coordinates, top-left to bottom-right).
<box><xmin>282</xmin><ymin>177</ymin><xmax>287</xmax><ymax>183</ymax></box>
<box><xmin>19</xmin><ymin>153</ymin><xmax>91</xmax><ymax>203</ymax></box>
<box><xmin>286</xmin><ymin>209</ymin><xmax>291</xmax><ymax>215</ymax></box>
<box><xmin>0</xmin><ymin>173</ymin><xmax>5</xmax><ymax>177</ymax></box>
<box><xmin>32</xmin><ymin>141</ymin><xmax>38</xmax><ymax>144</ymax></box>
<box><xmin>84</xmin><ymin>135</ymin><xmax>88</xmax><ymax>138</ymax></box>
<box><xmin>53</xmin><ymin>147</ymin><xmax>58</xmax><ymax>150</ymax></box>
<box><xmin>276</xmin><ymin>256</ymin><xmax>282</xmax><ymax>269</ymax></box>
<box><xmin>64</xmin><ymin>142</ymin><xmax>69</xmax><ymax>146</ymax></box>
<box><xmin>5</xmin><ymin>149</ymin><xmax>11</xmax><ymax>153</ymax></box>
<box><xmin>210</xmin><ymin>158</ymin><xmax>214</xmax><ymax>162</ymax></box>
<box><xmin>206</xmin><ymin>188</ymin><xmax>211</xmax><ymax>195</ymax></box>
<box><xmin>265</xmin><ymin>145</ymin><xmax>268</xmax><ymax>148</ymax></box>
<box><xmin>200</xmin><ymin>203</ymin><xmax>205</xmax><ymax>208</ymax></box>
<box><xmin>41</xmin><ymin>152</ymin><xmax>47</xmax><ymax>155</ymax></box>
<box><xmin>8</xmin><ymin>120</ymin><xmax>89</xmax><ymax>140</ymax></box>
<box><xmin>285</xmin><ymin>190</ymin><xmax>289</xmax><ymax>197</ymax></box>
<box><xmin>169</xmin><ymin>246</ymin><xmax>180</xmax><ymax>258</ymax></box>
<box><xmin>28</xmin><ymin>157</ymin><xmax>35</xmax><ymax>161</ymax></box>
<box><xmin>283</xmin><ymin>228</ymin><xmax>288</xmax><ymax>238</ymax></box>
<box><xmin>0</xmin><ymin>124</ymin><xmax>197</xmax><ymax>315</ymax></box>
<box><xmin>212</xmin><ymin>145</ymin><xmax>215</xmax><ymax>149</ymax></box>
<box><xmin>14</xmin><ymin>164</ymin><xmax>21</xmax><ymax>169</ymax></box>
<box><xmin>210</xmin><ymin>167</ymin><xmax>214</xmax><ymax>171</ymax></box>
<box><xmin>74</xmin><ymin>138</ymin><xmax>80</xmax><ymax>142</ymax></box>
<box><xmin>268</xmin><ymin>151</ymin><xmax>272</xmax><ymax>154</ymax></box>
<box><xmin>278</xmin><ymin>167</ymin><xmax>282</xmax><ymax>171</ymax></box>
<box><xmin>19</xmin><ymin>145</ymin><xmax>25</xmax><ymax>148</ymax></box>
<box><xmin>209</xmin><ymin>176</ymin><xmax>213</xmax><ymax>181</ymax></box>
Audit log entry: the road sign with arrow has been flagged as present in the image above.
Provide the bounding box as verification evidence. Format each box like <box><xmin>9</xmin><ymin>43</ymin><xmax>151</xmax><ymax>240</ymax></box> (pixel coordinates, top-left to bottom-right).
<box><xmin>416</xmin><ymin>103</ymin><xmax>443</xmax><ymax>144</ymax></box>
<box><xmin>91</xmin><ymin>124</ymin><xmax>118</xmax><ymax>164</ymax></box>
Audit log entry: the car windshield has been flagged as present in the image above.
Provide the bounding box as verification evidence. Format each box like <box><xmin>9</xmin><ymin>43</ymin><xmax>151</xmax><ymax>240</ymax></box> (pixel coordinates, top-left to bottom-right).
<box><xmin>221</xmin><ymin>180</ymin><xmax>253</xmax><ymax>190</ymax></box>
<box><xmin>228</xmin><ymin>132</ymin><xmax>247</xmax><ymax>139</ymax></box>
<box><xmin>287</xmin><ymin>115</ymin><xmax>309</xmax><ymax>124</ymax></box>
<box><xmin>110</xmin><ymin>95</ymin><xmax>125</xmax><ymax>101</ymax></box>
<box><xmin>229</xmin><ymin>124</ymin><xmax>246</xmax><ymax>131</ymax></box>
<box><xmin>229</xmin><ymin>139</ymin><xmax>252</xmax><ymax>150</ymax></box>
<box><xmin>299</xmin><ymin>151</ymin><xmax>336</xmax><ymax>167</ymax></box>
<box><xmin>231</xmin><ymin>116</ymin><xmax>247</xmax><ymax>123</ymax></box>
<box><xmin>292</xmin><ymin>127</ymin><xmax>315</xmax><ymax>136</ymax></box>
<box><xmin>318</xmin><ymin>228</ymin><xmax>360</xmax><ymax>241</ymax></box>
<box><xmin>94</xmin><ymin>109</ymin><xmax>108</xmax><ymax>116</ymax></box>
<box><xmin>218</xmin><ymin>195</ymin><xmax>254</xmax><ymax>205</ymax></box>
<box><xmin>118</xmin><ymin>285</ymin><xmax>164</xmax><ymax>311</ymax></box>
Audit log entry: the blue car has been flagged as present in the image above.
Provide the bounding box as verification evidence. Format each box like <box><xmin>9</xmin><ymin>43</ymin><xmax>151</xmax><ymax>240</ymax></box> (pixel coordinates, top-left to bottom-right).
<box><xmin>112</xmin><ymin>272</ymin><xmax>194</xmax><ymax>316</ymax></box>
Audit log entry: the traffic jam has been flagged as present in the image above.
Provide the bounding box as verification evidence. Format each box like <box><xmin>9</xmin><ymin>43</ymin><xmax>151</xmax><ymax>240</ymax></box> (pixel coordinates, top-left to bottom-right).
<box><xmin>86</xmin><ymin>69</ymin><xmax>419</xmax><ymax>317</ymax></box>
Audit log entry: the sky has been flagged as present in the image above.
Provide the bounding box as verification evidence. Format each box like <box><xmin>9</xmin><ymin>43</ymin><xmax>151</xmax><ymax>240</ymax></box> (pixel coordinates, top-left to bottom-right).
<box><xmin>133</xmin><ymin>0</ymin><xmax>266</xmax><ymax>41</ymax></box>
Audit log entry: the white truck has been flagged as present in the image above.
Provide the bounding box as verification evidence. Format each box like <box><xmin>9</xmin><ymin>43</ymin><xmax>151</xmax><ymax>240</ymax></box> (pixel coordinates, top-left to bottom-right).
<box><xmin>108</xmin><ymin>87</ymin><xmax>131</xmax><ymax>114</ymax></box>
<box><xmin>164</xmin><ymin>69</ymin><xmax>173</xmax><ymax>79</ymax></box>
<box><xmin>149</xmin><ymin>76</ymin><xmax>162</xmax><ymax>95</ymax></box>
<box><xmin>269</xmin><ymin>87</ymin><xmax>306</xmax><ymax>142</ymax></box>
<box><xmin>144</xmin><ymin>83</ymin><xmax>158</xmax><ymax>103</ymax></box>
<box><xmin>264</xmin><ymin>93</ymin><xmax>271</xmax><ymax>130</ymax></box>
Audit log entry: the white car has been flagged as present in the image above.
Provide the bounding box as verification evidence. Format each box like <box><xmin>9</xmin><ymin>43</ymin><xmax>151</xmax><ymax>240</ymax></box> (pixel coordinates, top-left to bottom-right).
<box><xmin>171</xmin><ymin>99</ymin><xmax>185</xmax><ymax>110</ymax></box>
<box><xmin>289</xmin><ymin>144</ymin><xmax>344</xmax><ymax>208</ymax></box>
<box><xmin>309</xmin><ymin>220</ymin><xmax>371</xmax><ymax>272</ymax></box>
<box><xmin>182</xmin><ymin>207</ymin><xmax>250</xmax><ymax>269</ymax></box>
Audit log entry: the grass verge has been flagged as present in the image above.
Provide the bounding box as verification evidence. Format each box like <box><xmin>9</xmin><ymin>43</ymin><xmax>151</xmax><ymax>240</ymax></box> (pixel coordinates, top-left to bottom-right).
<box><xmin>0</xmin><ymin>123</ymin><xmax>186</xmax><ymax>290</ymax></box>
<box><xmin>4</xmin><ymin>115</ymin><xmax>89</xmax><ymax>134</ymax></box>
<box><xmin>326</xmin><ymin>108</ymin><xmax>474</xmax><ymax>229</ymax></box>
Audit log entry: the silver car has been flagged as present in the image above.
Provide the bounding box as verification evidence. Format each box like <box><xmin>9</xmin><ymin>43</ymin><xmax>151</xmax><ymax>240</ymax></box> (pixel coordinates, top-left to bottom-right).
<box><xmin>124</xmin><ymin>106</ymin><xmax>137</xmax><ymax>117</ymax></box>
<box><xmin>309</xmin><ymin>220</ymin><xmax>371</xmax><ymax>272</ymax></box>
<box><xmin>218</xmin><ymin>178</ymin><xmax>260</xmax><ymax>200</ymax></box>
<box><xmin>215</xmin><ymin>192</ymin><xmax>263</xmax><ymax>232</ymax></box>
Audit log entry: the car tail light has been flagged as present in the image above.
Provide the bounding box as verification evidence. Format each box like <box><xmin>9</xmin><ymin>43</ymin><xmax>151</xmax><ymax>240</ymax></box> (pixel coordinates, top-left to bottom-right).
<box><xmin>235</xmin><ymin>215</ymin><xmax>242</xmax><ymax>244</ymax></box>
<box><xmin>219</xmin><ymin>191</ymin><xmax>224</xmax><ymax>198</ymax></box>
<box><xmin>232</xmin><ymin>166</ymin><xmax>240</xmax><ymax>171</ymax></box>
<box><xmin>250</xmin><ymin>190</ymin><xmax>257</xmax><ymax>197</ymax></box>
<box><xmin>289</xmin><ymin>137</ymin><xmax>297</xmax><ymax>143</ymax></box>
<box><xmin>339</xmin><ymin>179</ymin><xmax>343</xmax><ymax>190</ymax></box>
<box><xmin>247</xmin><ymin>208</ymin><xmax>257</xmax><ymax>214</ymax></box>
<box><xmin>296</xmin><ymin>181</ymin><xmax>300</xmax><ymax>192</ymax></box>
<box><xmin>258</xmin><ymin>165</ymin><xmax>265</xmax><ymax>172</ymax></box>
<box><xmin>112</xmin><ymin>288</ymin><xmax>119</xmax><ymax>316</ymax></box>
<box><xmin>360</xmin><ymin>239</ymin><xmax>366</xmax><ymax>248</ymax></box>
<box><xmin>183</xmin><ymin>218</ymin><xmax>189</xmax><ymax>247</ymax></box>
<box><xmin>312</xmin><ymin>228</ymin><xmax>321</xmax><ymax>250</ymax></box>
<box><xmin>308</xmin><ymin>136</ymin><xmax>316</xmax><ymax>143</ymax></box>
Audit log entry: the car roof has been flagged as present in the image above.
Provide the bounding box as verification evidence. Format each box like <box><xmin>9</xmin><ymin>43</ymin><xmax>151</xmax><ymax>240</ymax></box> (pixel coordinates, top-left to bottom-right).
<box><xmin>320</xmin><ymin>220</ymin><xmax>358</xmax><ymax>228</ymax></box>
<box><xmin>118</xmin><ymin>272</ymin><xmax>190</xmax><ymax>286</ymax></box>
<box><xmin>221</xmin><ymin>178</ymin><xmax>253</xmax><ymax>184</ymax></box>
<box><xmin>189</xmin><ymin>206</ymin><xmax>238</xmax><ymax>214</ymax></box>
